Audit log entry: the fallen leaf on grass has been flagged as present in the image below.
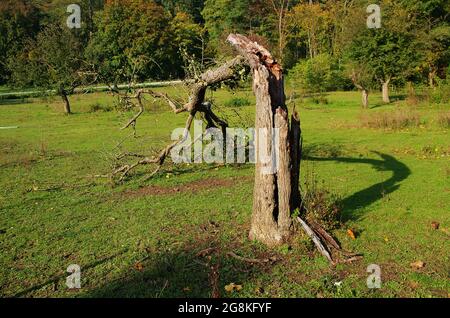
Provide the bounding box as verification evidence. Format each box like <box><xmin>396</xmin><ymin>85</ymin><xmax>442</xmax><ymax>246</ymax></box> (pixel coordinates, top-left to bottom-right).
<box><xmin>410</xmin><ymin>261</ymin><xmax>425</xmax><ymax>270</ymax></box>
<box><xmin>134</xmin><ymin>262</ymin><xmax>144</xmax><ymax>271</ymax></box>
<box><xmin>347</xmin><ymin>229</ymin><xmax>356</xmax><ymax>240</ymax></box>
<box><xmin>409</xmin><ymin>281</ymin><xmax>419</xmax><ymax>289</ymax></box>
<box><xmin>225</xmin><ymin>283</ymin><xmax>242</xmax><ymax>293</ymax></box>
<box><xmin>255</xmin><ymin>287</ymin><xmax>264</xmax><ymax>295</ymax></box>
<box><xmin>431</xmin><ymin>222</ymin><xmax>440</xmax><ymax>230</ymax></box>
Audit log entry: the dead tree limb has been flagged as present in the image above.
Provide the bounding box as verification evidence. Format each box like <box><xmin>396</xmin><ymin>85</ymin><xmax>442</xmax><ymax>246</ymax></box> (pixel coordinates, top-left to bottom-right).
<box><xmin>112</xmin><ymin>113</ymin><xmax>195</xmax><ymax>181</ymax></box>
<box><xmin>107</xmin><ymin>56</ymin><xmax>247</xmax><ymax>182</ymax></box>
<box><xmin>121</xmin><ymin>90</ymin><xmax>146</xmax><ymax>130</ymax></box>
<box><xmin>296</xmin><ymin>217</ymin><xmax>363</xmax><ymax>264</ymax></box>
<box><xmin>297</xmin><ymin>217</ymin><xmax>334</xmax><ymax>263</ymax></box>
<box><xmin>226</xmin><ymin>252</ymin><xmax>278</xmax><ymax>265</ymax></box>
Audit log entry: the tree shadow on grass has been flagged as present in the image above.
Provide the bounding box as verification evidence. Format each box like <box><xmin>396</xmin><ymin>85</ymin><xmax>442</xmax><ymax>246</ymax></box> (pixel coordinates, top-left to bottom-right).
<box><xmin>0</xmin><ymin>98</ymin><xmax>30</xmax><ymax>106</ymax></box>
<box><xmin>11</xmin><ymin>250</ymin><xmax>128</xmax><ymax>298</ymax></box>
<box><xmin>369</xmin><ymin>93</ymin><xmax>407</xmax><ymax>109</ymax></box>
<box><xmin>82</xmin><ymin>242</ymin><xmax>271</xmax><ymax>298</ymax></box>
<box><xmin>304</xmin><ymin>150</ymin><xmax>411</xmax><ymax>222</ymax></box>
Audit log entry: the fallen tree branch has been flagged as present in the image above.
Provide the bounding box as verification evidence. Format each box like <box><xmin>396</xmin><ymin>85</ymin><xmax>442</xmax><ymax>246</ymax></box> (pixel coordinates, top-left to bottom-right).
<box><xmin>112</xmin><ymin>113</ymin><xmax>195</xmax><ymax>181</ymax></box>
<box><xmin>226</xmin><ymin>252</ymin><xmax>278</xmax><ymax>265</ymax></box>
<box><xmin>296</xmin><ymin>217</ymin><xmax>363</xmax><ymax>265</ymax></box>
<box><xmin>297</xmin><ymin>217</ymin><xmax>333</xmax><ymax>263</ymax></box>
<box><xmin>102</xmin><ymin>56</ymin><xmax>248</xmax><ymax>182</ymax></box>
<box><xmin>121</xmin><ymin>91</ymin><xmax>145</xmax><ymax>130</ymax></box>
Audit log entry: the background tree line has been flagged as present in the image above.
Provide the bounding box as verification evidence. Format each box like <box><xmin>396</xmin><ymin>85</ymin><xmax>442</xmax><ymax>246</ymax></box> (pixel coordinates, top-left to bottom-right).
<box><xmin>0</xmin><ymin>0</ymin><xmax>449</xmax><ymax>109</ymax></box>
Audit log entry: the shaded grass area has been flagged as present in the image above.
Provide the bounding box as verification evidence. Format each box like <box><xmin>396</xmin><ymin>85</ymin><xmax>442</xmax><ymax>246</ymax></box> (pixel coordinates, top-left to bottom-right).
<box><xmin>0</xmin><ymin>88</ymin><xmax>449</xmax><ymax>298</ymax></box>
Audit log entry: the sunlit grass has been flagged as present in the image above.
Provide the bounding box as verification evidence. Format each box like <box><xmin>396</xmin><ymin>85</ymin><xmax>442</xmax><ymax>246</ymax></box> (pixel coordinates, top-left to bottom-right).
<box><xmin>0</xmin><ymin>88</ymin><xmax>449</xmax><ymax>298</ymax></box>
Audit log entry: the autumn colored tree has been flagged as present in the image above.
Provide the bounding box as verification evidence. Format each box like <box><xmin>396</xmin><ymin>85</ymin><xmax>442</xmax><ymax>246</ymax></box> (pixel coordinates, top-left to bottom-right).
<box><xmin>288</xmin><ymin>1</ymin><xmax>330</xmax><ymax>60</ymax></box>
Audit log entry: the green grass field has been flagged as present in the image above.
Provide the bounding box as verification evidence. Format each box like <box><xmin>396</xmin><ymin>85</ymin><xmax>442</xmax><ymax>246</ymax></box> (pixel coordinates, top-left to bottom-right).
<box><xmin>0</xmin><ymin>87</ymin><xmax>449</xmax><ymax>298</ymax></box>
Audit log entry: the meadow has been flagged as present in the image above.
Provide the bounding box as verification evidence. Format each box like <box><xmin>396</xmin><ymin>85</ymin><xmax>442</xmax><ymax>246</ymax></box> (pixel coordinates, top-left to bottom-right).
<box><xmin>0</xmin><ymin>86</ymin><xmax>449</xmax><ymax>298</ymax></box>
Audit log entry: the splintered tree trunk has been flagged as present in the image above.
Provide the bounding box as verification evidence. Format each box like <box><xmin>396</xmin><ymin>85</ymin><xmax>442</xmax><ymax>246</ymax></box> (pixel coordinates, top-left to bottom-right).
<box><xmin>290</xmin><ymin>112</ymin><xmax>302</xmax><ymax>211</ymax></box>
<box><xmin>382</xmin><ymin>79</ymin><xmax>390</xmax><ymax>104</ymax></box>
<box><xmin>228</xmin><ymin>34</ymin><xmax>302</xmax><ymax>247</ymax></box>
<box><xmin>61</xmin><ymin>90</ymin><xmax>71</xmax><ymax>114</ymax></box>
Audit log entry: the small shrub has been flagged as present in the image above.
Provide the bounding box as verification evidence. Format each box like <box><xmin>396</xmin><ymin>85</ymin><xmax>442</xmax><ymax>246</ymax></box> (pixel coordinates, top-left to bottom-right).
<box><xmin>89</xmin><ymin>102</ymin><xmax>112</xmax><ymax>113</ymax></box>
<box><xmin>437</xmin><ymin>111</ymin><xmax>450</xmax><ymax>128</ymax></box>
<box><xmin>311</xmin><ymin>96</ymin><xmax>329</xmax><ymax>105</ymax></box>
<box><xmin>288</xmin><ymin>53</ymin><xmax>351</xmax><ymax>93</ymax></box>
<box><xmin>302</xmin><ymin>143</ymin><xmax>345</xmax><ymax>158</ymax></box>
<box><xmin>89</xmin><ymin>102</ymin><xmax>102</xmax><ymax>112</ymax></box>
<box><xmin>224</xmin><ymin>97</ymin><xmax>251</xmax><ymax>108</ymax></box>
<box><xmin>299</xmin><ymin>171</ymin><xmax>342</xmax><ymax>231</ymax></box>
<box><xmin>406</xmin><ymin>83</ymin><xmax>419</xmax><ymax>106</ymax></box>
<box><xmin>359</xmin><ymin>109</ymin><xmax>422</xmax><ymax>130</ymax></box>
<box><xmin>102</xmin><ymin>105</ymin><xmax>113</xmax><ymax>112</ymax></box>
<box><xmin>429</xmin><ymin>83</ymin><xmax>450</xmax><ymax>105</ymax></box>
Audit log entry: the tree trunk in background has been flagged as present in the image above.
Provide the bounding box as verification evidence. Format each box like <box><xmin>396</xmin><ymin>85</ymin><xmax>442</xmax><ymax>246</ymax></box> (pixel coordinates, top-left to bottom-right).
<box><xmin>61</xmin><ymin>90</ymin><xmax>71</xmax><ymax>114</ymax></box>
<box><xmin>362</xmin><ymin>89</ymin><xmax>369</xmax><ymax>109</ymax></box>
<box><xmin>428</xmin><ymin>70</ymin><xmax>436</xmax><ymax>89</ymax></box>
<box><xmin>228</xmin><ymin>34</ymin><xmax>302</xmax><ymax>247</ymax></box>
<box><xmin>350</xmin><ymin>73</ymin><xmax>369</xmax><ymax>109</ymax></box>
<box><xmin>382</xmin><ymin>79</ymin><xmax>390</xmax><ymax>104</ymax></box>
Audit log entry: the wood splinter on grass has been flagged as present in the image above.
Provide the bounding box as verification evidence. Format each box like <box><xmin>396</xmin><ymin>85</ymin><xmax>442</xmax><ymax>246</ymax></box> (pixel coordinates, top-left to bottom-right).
<box><xmin>297</xmin><ymin>217</ymin><xmax>362</xmax><ymax>265</ymax></box>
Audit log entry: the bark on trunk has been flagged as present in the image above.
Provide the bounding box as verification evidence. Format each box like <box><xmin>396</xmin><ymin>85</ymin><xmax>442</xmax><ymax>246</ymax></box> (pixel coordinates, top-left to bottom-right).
<box><xmin>228</xmin><ymin>34</ymin><xmax>301</xmax><ymax>247</ymax></box>
<box><xmin>290</xmin><ymin>111</ymin><xmax>302</xmax><ymax>211</ymax></box>
<box><xmin>382</xmin><ymin>79</ymin><xmax>390</xmax><ymax>104</ymax></box>
<box><xmin>351</xmin><ymin>72</ymin><xmax>369</xmax><ymax>109</ymax></box>
<box><xmin>61</xmin><ymin>90</ymin><xmax>71</xmax><ymax>114</ymax></box>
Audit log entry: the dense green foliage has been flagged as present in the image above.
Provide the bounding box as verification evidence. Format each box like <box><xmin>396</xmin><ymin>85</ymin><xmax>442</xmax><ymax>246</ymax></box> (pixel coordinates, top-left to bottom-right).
<box><xmin>0</xmin><ymin>0</ymin><xmax>448</xmax><ymax>93</ymax></box>
<box><xmin>0</xmin><ymin>1</ymin><xmax>42</xmax><ymax>84</ymax></box>
<box><xmin>86</xmin><ymin>0</ymin><xmax>183</xmax><ymax>82</ymax></box>
<box><xmin>289</xmin><ymin>53</ymin><xmax>351</xmax><ymax>93</ymax></box>
<box><xmin>8</xmin><ymin>24</ymin><xmax>86</xmax><ymax>91</ymax></box>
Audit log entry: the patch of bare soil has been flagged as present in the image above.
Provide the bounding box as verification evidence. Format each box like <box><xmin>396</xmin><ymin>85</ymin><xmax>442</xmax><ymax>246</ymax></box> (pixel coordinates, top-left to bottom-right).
<box><xmin>123</xmin><ymin>176</ymin><xmax>253</xmax><ymax>198</ymax></box>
